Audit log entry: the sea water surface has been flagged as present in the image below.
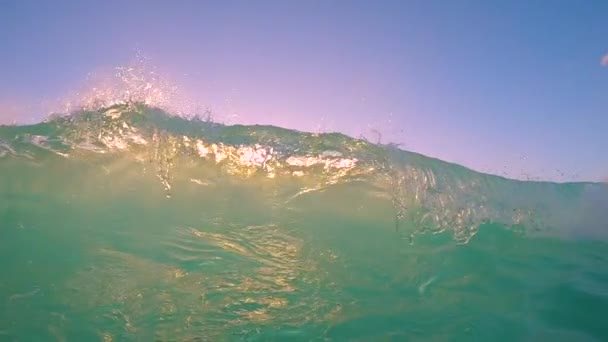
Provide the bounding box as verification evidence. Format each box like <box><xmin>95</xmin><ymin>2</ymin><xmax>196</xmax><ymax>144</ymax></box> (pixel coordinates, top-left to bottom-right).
<box><xmin>1</xmin><ymin>104</ymin><xmax>607</xmax><ymax>341</ymax></box>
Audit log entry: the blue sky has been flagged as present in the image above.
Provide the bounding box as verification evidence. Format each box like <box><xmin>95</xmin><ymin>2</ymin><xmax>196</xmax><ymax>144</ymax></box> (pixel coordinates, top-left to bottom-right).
<box><xmin>1</xmin><ymin>0</ymin><xmax>607</xmax><ymax>181</ymax></box>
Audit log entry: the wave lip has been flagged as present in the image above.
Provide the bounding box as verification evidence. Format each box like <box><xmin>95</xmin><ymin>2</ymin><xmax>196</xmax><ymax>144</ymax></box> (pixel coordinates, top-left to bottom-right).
<box><xmin>1</xmin><ymin>102</ymin><xmax>606</xmax><ymax>243</ymax></box>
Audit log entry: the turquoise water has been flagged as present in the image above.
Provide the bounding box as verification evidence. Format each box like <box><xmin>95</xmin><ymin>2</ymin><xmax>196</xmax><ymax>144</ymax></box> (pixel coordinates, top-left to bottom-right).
<box><xmin>1</xmin><ymin>104</ymin><xmax>607</xmax><ymax>341</ymax></box>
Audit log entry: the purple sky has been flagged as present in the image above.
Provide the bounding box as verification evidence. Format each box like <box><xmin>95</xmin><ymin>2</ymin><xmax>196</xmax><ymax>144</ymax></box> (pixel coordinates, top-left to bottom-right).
<box><xmin>1</xmin><ymin>0</ymin><xmax>607</xmax><ymax>182</ymax></box>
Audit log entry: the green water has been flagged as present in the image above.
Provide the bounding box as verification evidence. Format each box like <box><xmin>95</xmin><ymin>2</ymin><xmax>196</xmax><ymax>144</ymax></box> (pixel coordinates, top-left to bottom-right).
<box><xmin>1</xmin><ymin>104</ymin><xmax>607</xmax><ymax>341</ymax></box>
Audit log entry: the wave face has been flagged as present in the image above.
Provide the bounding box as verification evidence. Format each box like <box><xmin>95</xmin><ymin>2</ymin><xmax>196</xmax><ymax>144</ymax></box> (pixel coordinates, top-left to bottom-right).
<box><xmin>1</xmin><ymin>103</ymin><xmax>607</xmax><ymax>341</ymax></box>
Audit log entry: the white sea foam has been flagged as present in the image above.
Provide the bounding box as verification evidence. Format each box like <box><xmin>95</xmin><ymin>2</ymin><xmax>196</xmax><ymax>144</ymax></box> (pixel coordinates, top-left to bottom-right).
<box><xmin>286</xmin><ymin>155</ymin><xmax>357</xmax><ymax>170</ymax></box>
<box><xmin>195</xmin><ymin>140</ymin><xmax>209</xmax><ymax>157</ymax></box>
<box><xmin>28</xmin><ymin>135</ymin><xmax>69</xmax><ymax>157</ymax></box>
<box><xmin>237</xmin><ymin>145</ymin><xmax>272</xmax><ymax>167</ymax></box>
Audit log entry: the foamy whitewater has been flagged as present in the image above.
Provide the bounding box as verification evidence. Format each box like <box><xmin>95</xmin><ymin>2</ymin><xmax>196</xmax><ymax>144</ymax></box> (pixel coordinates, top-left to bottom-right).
<box><xmin>1</xmin><ymin>63</ymin><xmax>607</xmax><ymax>340</ymax></box>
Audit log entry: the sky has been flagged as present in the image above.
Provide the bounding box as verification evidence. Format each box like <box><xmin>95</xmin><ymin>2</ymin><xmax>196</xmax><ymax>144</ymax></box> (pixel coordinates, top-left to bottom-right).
<box><xmin>1</xmin><ymin>0</ymin><xmax>607</xmax><ymax>182</ymax></box>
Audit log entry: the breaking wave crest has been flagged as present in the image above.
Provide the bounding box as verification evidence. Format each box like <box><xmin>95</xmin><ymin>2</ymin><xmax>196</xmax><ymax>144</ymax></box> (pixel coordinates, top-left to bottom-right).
<box><xmin>1</xmin><ymin>102</ymin><xmax>605</xmax><ymax>243</ymax></box>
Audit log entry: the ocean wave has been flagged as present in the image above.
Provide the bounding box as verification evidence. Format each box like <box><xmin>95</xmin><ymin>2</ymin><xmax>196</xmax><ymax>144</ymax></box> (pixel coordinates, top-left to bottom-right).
<box><xmin>0</xmin><ymin>102</ymin><xmax>605</xmax><ymax>243</ymax></box>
